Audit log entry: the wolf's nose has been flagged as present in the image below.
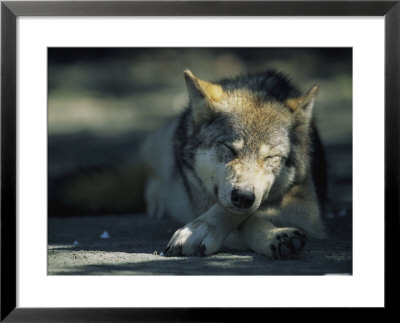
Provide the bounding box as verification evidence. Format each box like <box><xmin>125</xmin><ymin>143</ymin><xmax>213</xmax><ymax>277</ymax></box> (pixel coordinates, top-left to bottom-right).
<box><xmin>231</xmin><ymin>188</ymin><xmax>255</xmax><ymax>209</ymax></box>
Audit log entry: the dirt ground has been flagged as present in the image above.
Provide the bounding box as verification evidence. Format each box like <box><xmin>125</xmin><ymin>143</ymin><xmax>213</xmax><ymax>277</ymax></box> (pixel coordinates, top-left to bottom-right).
<box><xmin>48</xmin><ymin>48</ymin><xmax>352</xmax><ymax>275</ymax></box>
<box><xmin>48</xmin><ymin>212</ymin><xmax>352</xmax><ymax>275</ymax></box>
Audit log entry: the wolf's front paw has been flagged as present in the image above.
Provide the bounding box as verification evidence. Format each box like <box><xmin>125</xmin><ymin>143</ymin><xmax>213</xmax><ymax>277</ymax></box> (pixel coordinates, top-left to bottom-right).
<box><xmin>164</xmin><ymin>219</ymin><xmax>223</xmax><ymax>257</ymax></box>
<box><xmin>268</xmin><ymin>228</ymin><xmax>307</xmax><ymax>260</ymax></box>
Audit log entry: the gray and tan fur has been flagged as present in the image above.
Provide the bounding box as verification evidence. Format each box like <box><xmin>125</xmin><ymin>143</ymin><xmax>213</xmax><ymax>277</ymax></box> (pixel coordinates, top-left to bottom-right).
<box><xmin>141</xmin><ymin>70</ymin><xmax>327</xmax><ymax>259</ymax></box>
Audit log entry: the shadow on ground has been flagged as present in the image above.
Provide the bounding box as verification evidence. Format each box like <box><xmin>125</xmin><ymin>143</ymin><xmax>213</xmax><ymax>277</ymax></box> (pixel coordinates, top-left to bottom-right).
<box><xmin>48</xmin><ymin>214</ymin><xmax>352</xmax><ymax>275</ymax></box>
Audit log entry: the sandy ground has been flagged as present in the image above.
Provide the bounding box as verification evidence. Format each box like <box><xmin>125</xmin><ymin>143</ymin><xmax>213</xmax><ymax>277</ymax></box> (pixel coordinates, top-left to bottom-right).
<box><xmin>48</xmin><ymin>213</ymin><xmax>352</xmax><ymax>275</ymax></box>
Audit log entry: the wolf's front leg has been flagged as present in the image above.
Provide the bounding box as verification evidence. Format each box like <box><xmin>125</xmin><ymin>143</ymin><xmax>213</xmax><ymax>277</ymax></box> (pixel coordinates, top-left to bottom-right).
<box><xmin>228</xmin><ymin>216</ymin><xmax>307</xmax><ymax>259</ymax></box>
<box><xmin>224</xmin><ymin>193</ymin><xmax>324</xmax><ymax>259</ymax></box>
<box><xmin>164</xmin><ymin>204</ymin><xmax>247</xmax><ymax>257</ymax></box>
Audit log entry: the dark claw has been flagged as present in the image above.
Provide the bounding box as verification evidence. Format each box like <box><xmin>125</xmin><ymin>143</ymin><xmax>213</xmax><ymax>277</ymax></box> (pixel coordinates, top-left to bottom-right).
<box><xmin>164</xmin><ymin>244</ymin><xmax>182</xmax><ymax>257</ymax></box>
<box><xmin>172</xmin><ymin>245</ymin><xmax>182</xmax><ymax>257</ymax></box>
<box><xmin>278</xmin><ymin>244</ymin><xmax>290</xmax><ymax>260</ymax></box>
<box><xmin>195</xmin><ymin>245</ymin><xmax>206</xmax><ymax>257</ymax></box>
<box><xmin>270</xmin><ymin>245</ymin><xmax>279</xmax><ymax>259</ymax></box>
<box><xmin>293</xmin><ymin>231</ymin><xmax>307</xmax><ymax>248</ymax></box>
<box><xmin>290</xmin><ymin>236</ymin><xmax>304</xmax><ymax>252</ymax></box>
<box><xmin>294</xmin><ymin>230</ymin><xmax>307</xmax><ymax>240</ymax></box>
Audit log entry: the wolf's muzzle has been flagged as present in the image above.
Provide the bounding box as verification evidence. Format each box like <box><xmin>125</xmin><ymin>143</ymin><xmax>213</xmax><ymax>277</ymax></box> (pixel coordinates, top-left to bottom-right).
<box><xmin>231</xmin><ymin>188</ymin><xmax>255</xmax><ymax>209</ymax></box>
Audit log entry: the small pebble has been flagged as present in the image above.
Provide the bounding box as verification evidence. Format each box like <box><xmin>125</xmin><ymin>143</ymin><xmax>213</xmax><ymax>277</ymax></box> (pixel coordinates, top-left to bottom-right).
<box><xmin>159</xmin><ymin>252</ymin><xmax>165</xmax><ymax>257</ymax></box>
<box><xmin>100</xmin><ymin>230</ymin><xmax>110</xmax><ymax>239</ymax></box>
<box><xmin>152</xmin><ymin>251</ymin><xmax>158</xmax><ymax>255</ymax></box>
<box><xmin>73</xmin><ymin>240</ymin><xmax>79</xmax><ymax>245</ymax></box>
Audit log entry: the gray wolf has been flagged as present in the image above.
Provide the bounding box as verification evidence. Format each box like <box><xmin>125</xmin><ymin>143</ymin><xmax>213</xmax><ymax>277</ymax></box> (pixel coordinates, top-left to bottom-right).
<box><xmin>140</xmin><ymin>69</ymin><xmax>327</xmax><ymax>259</ymax></box>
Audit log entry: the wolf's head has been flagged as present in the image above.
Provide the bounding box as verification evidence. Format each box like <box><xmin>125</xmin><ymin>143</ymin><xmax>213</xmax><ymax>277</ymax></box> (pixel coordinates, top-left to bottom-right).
<box><xmin>183</xmin><ymin>70</ymin><xmax>318</xmax><ymax>215</ymax></box>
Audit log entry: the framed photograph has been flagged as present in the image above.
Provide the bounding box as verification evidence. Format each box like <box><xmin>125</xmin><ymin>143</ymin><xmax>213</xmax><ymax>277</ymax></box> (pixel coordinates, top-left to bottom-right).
<box><xmin>1</xmin><ymin>0</ymin><xmax>397</xmax><ymax>321</ymax></box>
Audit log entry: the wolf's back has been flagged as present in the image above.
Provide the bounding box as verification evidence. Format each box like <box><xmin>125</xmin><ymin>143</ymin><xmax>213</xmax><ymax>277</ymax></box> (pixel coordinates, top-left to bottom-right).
<box><xmin>309</xmin><ymin>122</ymin><xmax>328</xmax><ymax>213</ymax></box>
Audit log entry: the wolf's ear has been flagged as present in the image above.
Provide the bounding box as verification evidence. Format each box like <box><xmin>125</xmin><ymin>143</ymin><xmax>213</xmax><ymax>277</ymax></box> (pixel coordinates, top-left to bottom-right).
<box><xmin>184</xmin><ymin>70</ymin><xmax>225</xmax><ymax>126</ymax></box>
<box><xmin>285</xmin><ymin>85</ymin><xmax>319</xmax><ymax>121</ymax></box>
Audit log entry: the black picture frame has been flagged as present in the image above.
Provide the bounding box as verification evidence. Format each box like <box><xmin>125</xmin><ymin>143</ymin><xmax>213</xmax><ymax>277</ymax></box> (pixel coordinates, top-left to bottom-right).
<box><xmin>1</xmin><ymin>0</ymin><xmax>398</xmax><ymax>321</ymax></box>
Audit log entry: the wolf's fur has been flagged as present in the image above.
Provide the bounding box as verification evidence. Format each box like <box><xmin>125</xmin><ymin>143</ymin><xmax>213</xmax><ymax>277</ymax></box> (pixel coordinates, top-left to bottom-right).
<box><xmin>140</xmin><ymin>70</ymin><xmax>327</xmax><ymax>259</ymax></box>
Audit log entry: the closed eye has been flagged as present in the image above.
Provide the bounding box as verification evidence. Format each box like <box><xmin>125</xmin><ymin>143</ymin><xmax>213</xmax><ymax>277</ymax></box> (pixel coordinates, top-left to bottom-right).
<box><xmin>264</xmin><ymin>155</ymin><xmax>283</xmax><ymax>162</ymax></box>
<box><xmin>265</xmin><ymin>155</ymin><xmax>280</xmax><ymax>160</ymax></box>
<box><xmin>219</xmin><ymin>142</ymin><xmax>237</xmax><ymax>156</ymax></box>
